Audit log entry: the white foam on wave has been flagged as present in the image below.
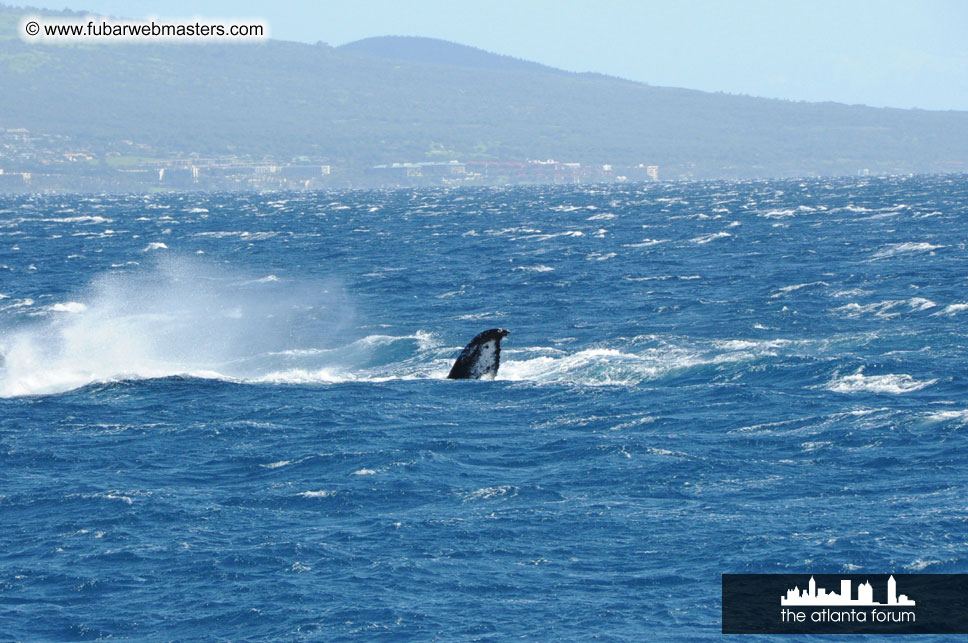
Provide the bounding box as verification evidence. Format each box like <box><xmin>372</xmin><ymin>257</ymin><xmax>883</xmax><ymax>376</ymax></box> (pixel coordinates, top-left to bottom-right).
<box><xmin>0</xmin><ymin>256</ymin><xmax>355</xmax><ymax>397</ymax></box>
<box><xmin>870</xmin><ymin>242</ymin><xmax>944</xmax><ymax>260</ymax></box>
<box><xmin>523</xmin><ymin>230</ymin><xmax>584</xmax><ymax>242</ymax></box>
<box><xmin>907</xmin><ymin>297</ymin><xmax>937</xmax><ymax>311</ymax></box>
<box><xmin>262</xmin><ymin>460</ymin><xmax>292</xmax><ymax>469</ymax></box>
<box><xmin>224</xmin><ymin>331</ymin><xmax>443</xmax><ymax>385</ymax></box>
<box><xmin>47</xmin><ymin>302</ymin><xmax>88</xmax><ymax>313</ymax></box>
<box><xmin>833</xmin><ymin>297</ymin><xmax>936</xmax><ymax>318</ymax></box>
<box><xmin>770</xmin><ymin>282</ymin><xmax>829</xmax><ymax>298</ymax></box>
<box><xmin>513</xmin><ymin>265</ymin><xmax>555</xmax><ymax>272</ymax></box>
<box><xmin>250</xmin><ymin>367</ymin><xmax>356</xmax><ymax>384</ymax></box>
<box><xmin>832</xmin><ymin>289</ymin><xmax>872</xmax><ymax>298</ymax></box>
<box><xmin>924</xmin><ymin>409</ymin><xmax>968</xmax><ymax>423</ymax></box>
<box><xmin>28</xmin><ymin>215</ymin><xmax>113</xmax><ymax>224</ymax></box>
<box><xmin>497</xmin><ymin>339</ymin><xmax>780</xmax><ymax>386</ymax></box>
<box><xmin>623</xmin><ymin>238</ymin><xmax>667</xmax><ymax>248</ymax></box>
<box><xmin>464</xmin><ymin>485</ymin><xmax>516</xmax><ymax>501</ymax></box>
<box><xmin>933</xmin><ymin>303</ymin><xmax>968</xmax><ymax>316</ymax></box>
<box><xmin>499</xmin><ymin>348</ymin><xmax>652</xmax><ymax>385</ymax></box>
<box><xmin>3</xmin><ymin>298</ymin><xmax>34</xmax><ymax>309</ymax></box>
<box><xmin>690</xmin><ymin>231</ymin><xmax>731</xmax><ymax>244</ymax></box>
<box><xmin>297</xmin><ymin>490</ymin><xmax>335</xmax><ymax>498</ymax></box>
<box><xmin>761</xmin><ymin>205</ymin><xmax>817</xmax><ymax>219</ymax></box>
<box><xmin>455</xmin><ymin>311</ymin><xmax>501</xmax><ymax>321</ymax></box>
<box><xmin>904</xmin><ymin>559</ymin><xmax>941</xmax><ymax>571</ymax></box>
<box><xmin>215</xmin><ymin>335</ymin><xmax>796</xmax><ymax>388</ymax></box>
<box><xmin>827</xmin><ymin>371</ymin><xmax>936</xmax><ymax>395</ymax></box>
<box><xmin>0</xmin><ymin>256</ymin><xmax>855</xmax><ymax>394</ymax></box>
<box><xmin>193</xmin><ymin>231</ymin><xmax>279</xmax><ymax>241</ymax></box>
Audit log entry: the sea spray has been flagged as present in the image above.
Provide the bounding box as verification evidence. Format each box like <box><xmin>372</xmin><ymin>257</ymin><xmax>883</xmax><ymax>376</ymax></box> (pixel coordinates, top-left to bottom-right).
<box><xmin>0</xmin><ymin>256</ymin><xmax>355</xmax><ymax>396</ymax></box>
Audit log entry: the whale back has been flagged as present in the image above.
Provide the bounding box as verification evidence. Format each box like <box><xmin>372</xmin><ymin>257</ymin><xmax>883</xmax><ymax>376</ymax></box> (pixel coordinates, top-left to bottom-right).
<box><xmin>447</xmin><ymin>328</ymin><xmax>509</xmax><ymax>380</ymax></box>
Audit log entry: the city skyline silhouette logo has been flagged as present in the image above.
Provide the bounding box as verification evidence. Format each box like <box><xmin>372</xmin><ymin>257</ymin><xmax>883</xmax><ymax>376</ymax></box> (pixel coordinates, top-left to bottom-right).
<box><xmin>781</xmin><ymin>575</ymin><xmax>915</xmax><ymax>607</ymax></box>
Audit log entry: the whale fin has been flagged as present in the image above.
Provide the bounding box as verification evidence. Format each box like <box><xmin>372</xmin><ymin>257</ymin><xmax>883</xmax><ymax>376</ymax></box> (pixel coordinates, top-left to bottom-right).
<box><xmin>447</xmin><ymin>328</ymin><xmax>509</xmax><ymax>380</ymax></box>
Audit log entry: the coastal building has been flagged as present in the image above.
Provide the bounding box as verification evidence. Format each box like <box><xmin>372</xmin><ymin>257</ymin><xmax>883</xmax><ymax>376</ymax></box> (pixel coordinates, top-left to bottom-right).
<box><xmin>158</xmin><ymin>167</ymin><xmax>198</xmax><ymax>186</ymax></box>
<box><xmin>366</xmin><ymin>161</ymin><xmax>467</xmax><ymax>185</ymax></box>
<box><xmin>278</xmin><ymin>165</ymin><xmax>331</xmax><ymax>180</ymax></box>
<box><xmin>0</xmin><ymin>169</ymin><xmax>31</xmax><ymax>187</ymax></box>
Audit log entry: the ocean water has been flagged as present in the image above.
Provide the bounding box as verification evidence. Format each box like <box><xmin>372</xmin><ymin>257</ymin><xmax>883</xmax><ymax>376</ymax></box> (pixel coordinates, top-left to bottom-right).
<box><xmin>1</xmin><ymin>175</ymin><xmax>966</xmax><ymax>640</ymax></box>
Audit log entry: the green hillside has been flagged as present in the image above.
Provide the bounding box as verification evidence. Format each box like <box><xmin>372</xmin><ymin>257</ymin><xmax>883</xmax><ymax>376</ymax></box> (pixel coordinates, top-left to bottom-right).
<box><xmin>2</xmin><ymin>4</ymin><xmax>967</xmax><ymax>180</ymax></box>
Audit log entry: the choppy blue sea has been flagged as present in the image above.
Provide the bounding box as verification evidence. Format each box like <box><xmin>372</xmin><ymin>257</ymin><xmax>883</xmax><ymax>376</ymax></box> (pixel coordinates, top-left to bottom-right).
<box><xmin>1</xmin><ymin>175</ymin><xmax>967</xmax><ymax>640</ymax></box>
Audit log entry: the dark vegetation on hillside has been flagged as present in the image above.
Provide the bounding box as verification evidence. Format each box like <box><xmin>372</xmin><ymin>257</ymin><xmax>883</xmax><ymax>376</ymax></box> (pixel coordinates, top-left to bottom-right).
<box><xmin>1</xmin><ymin>4</ymin><xmax>967</xmax><ymax>178</ymax></box>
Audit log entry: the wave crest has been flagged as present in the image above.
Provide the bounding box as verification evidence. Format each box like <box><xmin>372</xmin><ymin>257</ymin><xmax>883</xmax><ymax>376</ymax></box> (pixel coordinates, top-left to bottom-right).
<box><xmin>827</xmin><ymin>370</ymin><xmax>936</xmax><ymax>395</ymax></box>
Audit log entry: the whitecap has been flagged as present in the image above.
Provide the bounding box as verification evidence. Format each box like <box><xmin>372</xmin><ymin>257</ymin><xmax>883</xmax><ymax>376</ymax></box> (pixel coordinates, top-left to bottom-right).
<box><xmin>262</xmin><ymin>460</ymin><xmax>291</xmax><ymax>469</ymax></box>
<box><xmin>832</xmin><ymin>289</ymin><xmax>872</xmax><ymax>298</ymax></box>
<box><xmin>101</xmin><ymin>492</ymin><xmax>134</xmax><ymax>505</ymax></box>
<box><xmin>833</xmin><ymin>298</ymin><xmax>935</xmax><ymax>318</ymax></box>
<box><xmin>904</xmin><ymin>559</ymin><xmax>941</xmax><ymax>571</ymax></box>
<box><xmin>907</xmin><ymin>297</ymin><xmax>936</xmax><ymax>311</ymax></box>
<box><xmin>464</xmin><ymin>485</ymin><xmax>515</xmax><ymax>501</ymax></box>
<box><xmin>690</xmin><ymin>231</ymin><xmax>731</xmax><ymax>244</ymax></box>
<box><xmin>827</xmin><ymin>371</ymin><xmax>936</xmax><ymax>394</ymax></box>
<box><xmin>623</xmin><ymin>238</ymin><xmax>667</xmax><ymax>248</ymax></box>
<box><xmin>933</xmin><ymin>303</ymin><xmax>968</xmax><ymax>316</ymax></box>
<box><xmin>924</xmin><ymin>409</ymin><xmax>968</xmax><ymax>422</ymax></box>
<box><xmin>497</xmin><ymin>343</ymin><xmax>760</xmax><ymax>387</ymax></box>
<box><xmin>770</xmin><ymin>282</ymin><xmax>828</xmax><ymax>298</ymax></box>
<box><xmin>762</xmin><ymin>208</ymin><xmax>797</xmax><ymax>219</ymax></box>
<box><xmin>870</xmin><ymin>242</ymin><xmax>943</xmax><ymax>260</ymax></box>
<box><xmin>526</xmin><ymin>230</ymin><xmax>584</xmax><ymax>241</ymax></box>
<box><xmin>456</xmin><ymin>311</ymin><xmax>501</xmax><ymax>321</ymax></box>
<box><xmin>36</xmin><ymin>215</ymin><xmax>112</xmax><ymax>224</ymax></box>
<box><xmin>47</xmin><ymin>302</ymin><xmax>87</xmax><ymax>313</ymax></box>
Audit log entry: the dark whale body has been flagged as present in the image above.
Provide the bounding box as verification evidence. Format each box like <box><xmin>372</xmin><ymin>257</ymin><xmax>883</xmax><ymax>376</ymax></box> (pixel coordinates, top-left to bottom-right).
<box><xmin>447</xmin><ymin>329</ymin><xmax>509</xmax><ymax>380</ymax></box>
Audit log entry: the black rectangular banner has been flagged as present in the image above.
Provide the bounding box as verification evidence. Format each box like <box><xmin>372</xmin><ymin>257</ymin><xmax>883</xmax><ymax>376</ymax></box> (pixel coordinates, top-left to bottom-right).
<box><xmin>722</xmin><ymin>574</ymin><xmax>968</xmax><ymax>634</ymax></box>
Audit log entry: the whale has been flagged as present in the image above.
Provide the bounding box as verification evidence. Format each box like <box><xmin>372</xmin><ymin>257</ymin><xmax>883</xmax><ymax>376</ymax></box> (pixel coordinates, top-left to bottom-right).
<box><xmin>447</xmin><ymin>328</ymin><xmax>509</xmax><ymax>380</ymax></box>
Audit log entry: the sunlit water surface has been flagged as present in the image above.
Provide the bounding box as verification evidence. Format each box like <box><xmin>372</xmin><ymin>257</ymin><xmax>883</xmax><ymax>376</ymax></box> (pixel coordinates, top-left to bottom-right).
<box><xmin>1</xmin><ymin>176</ymin><xmax>966</xmax><ymax>639</ymax></box>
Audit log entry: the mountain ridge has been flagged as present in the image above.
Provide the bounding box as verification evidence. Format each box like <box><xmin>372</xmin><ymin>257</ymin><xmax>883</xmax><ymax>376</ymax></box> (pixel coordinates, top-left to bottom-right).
<box><xmin>337</xmin><ymin>35</ymin><xmax>571</xmax><ymax>77</ymax></box>
<box><xmin>1</xmin><ymin>3</ymin><xmax>966</xmax><ymax>184</ymax></box>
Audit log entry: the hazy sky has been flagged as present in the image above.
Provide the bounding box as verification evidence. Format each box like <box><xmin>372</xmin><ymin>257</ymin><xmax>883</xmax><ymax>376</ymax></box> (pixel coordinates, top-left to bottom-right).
<box><xmin>28</xmin><ymin>0</ymin><xmax>968</xmax><ymax>111</ymax></box>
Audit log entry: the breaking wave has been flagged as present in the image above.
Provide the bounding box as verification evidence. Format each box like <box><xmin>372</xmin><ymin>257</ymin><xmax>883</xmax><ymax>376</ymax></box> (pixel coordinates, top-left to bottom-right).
<box><xmin>1</xmin><ymin>257</ymin><xmax>807</xmax><ymax>395</ymax></box>
<box><xmin>827</xmin><ymin>370</ymin><xmax>936</xmax><ymax>395</ymax></box>
<box><xmin>0</xmin><ymin>257</ymin><xmax>355</xmax><ymax>397</ymax></box>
